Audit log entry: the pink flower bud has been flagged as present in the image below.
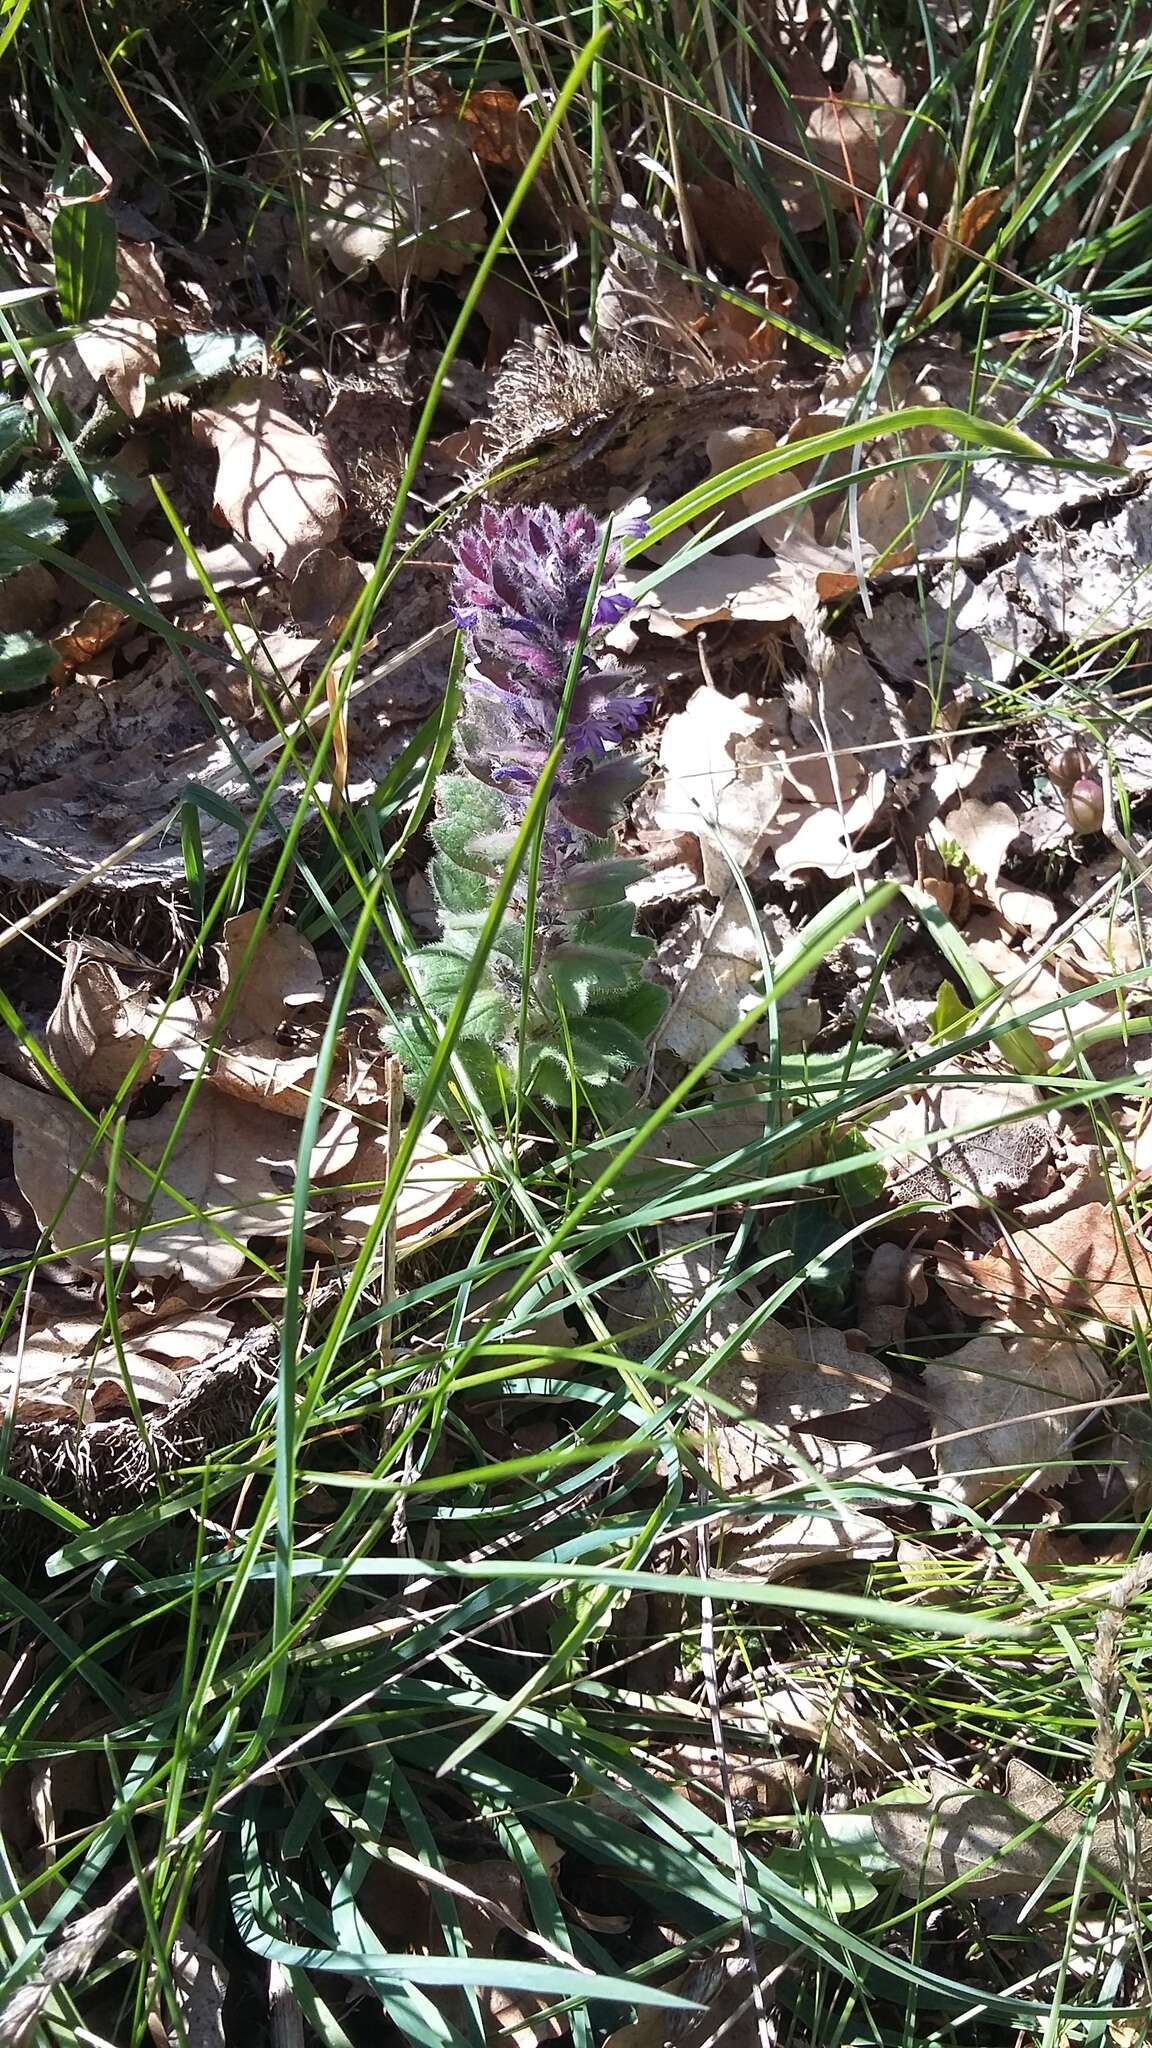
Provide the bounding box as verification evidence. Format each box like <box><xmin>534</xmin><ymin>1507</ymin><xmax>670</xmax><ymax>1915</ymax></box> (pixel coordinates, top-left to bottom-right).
<box><xmin>1046</xmin><ymin>744</ymin><xmax>1090</xmax><ymax>793</ymax></box>
<box><xmin>1064</xmin><ymin>777</ymin><xmax>1105</xmax><ymax>835</ymax></box>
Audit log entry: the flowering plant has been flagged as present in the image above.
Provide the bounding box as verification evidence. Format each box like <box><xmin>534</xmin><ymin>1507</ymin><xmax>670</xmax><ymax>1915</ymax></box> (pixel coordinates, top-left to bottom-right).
<box><xmin>389</xmin><ymin>503</ymin><xmax>667</xmax><ymax>1110</ymax></box>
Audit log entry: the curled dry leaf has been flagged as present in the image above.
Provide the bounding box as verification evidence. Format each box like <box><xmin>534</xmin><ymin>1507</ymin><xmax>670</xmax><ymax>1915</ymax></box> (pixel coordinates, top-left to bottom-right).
<box><xmin>0</xmin><ymin>1063</ymin><xmax>474</xmax><ymax>1289</ymax></box>
<box><xmin>765</xmin><ymin>531</ymin><xmax>868</xmax><ymax>600</ymax></box>
<box><xmin>870</xmin><ymin>1079</ymin><xmax>1053</xmax><ymax>1211</ymax></box>
<box><xmin>686</xmin><ymin>175</ymin><xmax>791</xmax><ymax>281</ymax></box>
<box><xmin>0</xmin><ymin>1073</ymin><xmax>297</xmax><ymax>1287</ymax></box>
<box><xmin>638</xmin><ymin>555</ymin><xmax>796</xmax><ymax>637</ymax></box>
<box><xmin>149</xmin><ymin>916</ymin><xmax>371</xmax><ymax>1124</ymax></box>
<box><xmin>654</xmin><ymin>684</ymin><xmax>787</xmax><ymax>895</ymax></box>
<box><xmin>935</xmin><ymin>797</ymin><xmax>1020</xmax><ymax>893</ymax></box>
<box><xmin>156</xmin><ymin>1027</ymin><xmax>320</xmax><ymax>1120</ymax></box>
<box><xmin>438</xmin><ymin>81</ymin><xmax>546</xmax><ymax>183</ymax></box>
<box><xmin>1054</xmin><ymin>908</ymin><xmax>1147</xmax><ymax>986</ymax></box>
<box><xmin>700</xmin><ymin>1323</ymin><xmax>895</xmax><ymax>1491</ymax></box>
<box><xmin>871</xmin><ymin>1765</ymin><xmax>1142</xmax><ymax>1900</ymax></box>
<box><xmin>161</xmin><ymin>1018</ymin><xmax>391</xmax><ymax>1133</ymax></box>
<box><xmin>656</xmin><ymin>1738</ymin><xmax>808</xmax><ymax>1818</ymax></box>
<box><xmin>44</xmin><ymin>540</ymin><xmax>266</xmax><ymax>692</ymax></box>
<box><xmin>218</xmin><ymin>909</ymin><xmax>326</xmax><ymax>1040</ymax></box>
<box><xmin>46</xmin><ymin>918</ymin><xmax>334</xmax><ymax>1120</ymax></box>
<box><xmin>289</xmin><ymin>544</ymin><xmax>369</xmax><ymax>630</ymax></box>
<box><xmin>921</xmin><ymin>1333</ymin><xmax>1105</xmax><ymax>1506</ymax></box>
<box><xmin>29</xmin><ymin>916</ymin><xmax>481</xmax><ymax>1274</ymax></box>
<box><xmin>193</xmin><ymin>379</ymin><xmax>346</xmax><ymax>576</ymax></box>
<box><xmin>765</xmin><ymin>768</ymin><xmax>888</xmax><ymax>883</ymax></box>
<box><xmin>229</xmin><ymin>622</ymin><xmax>322</xmax><ymax>689</ymax></box>
<box><xmin>731</xmin><ymin>1685</ymin><xmax>902</xmax><ymax>1776</ymax></box>
<box><xmin>304</xmin><ymin>98</ymin><xmax>486</xmax><ymax>284</ymax></box>
<box><xmin>1003</xmin><ymin>1757</ymin><xmax>1151</xmax><ymax>1893</ymax></box>
<box><xmin>0</xmin><ymin>1307</ymin><xmax>231</xmax><ymax>1421</ymax></box>
<box><xmin>992</xmin><ymin>883</ymin><xmax>1061</xmax><ymax>940</ymax></box>
<box><xmin>946</xmin><ymin>185</ymin><xmax>1005</xmax><ymax>257</ymax></box>
<box><xmin>858</xmin><ymin>1241</ymin><xmax>928</xmax><ymax>1346</ymax></box>
<box><xmin>653</xmin><ymin>896</ymin><xmax>819</xmax><ymax>1069</ymax></box>
<box><xmin>326</xmin><ymin>1119</ymin><xmax>484</xmax><ymax>1248</ymax></box>
<box><xmin>725</xmin><ymin>1504</ymin><xmax>894</xmax><ymax>1578</ymax></box>
<box><xmin>967</xmin><ymin>920</ymin><xmax>1150</xmax><ymax>1059</ymax></box>
<box><xmin>937</xmin><ymin>1201</ymin><xmax>1152</xmax><ymax>1329</ymax></box>
<box><xmin>919</xmin><ymin>185</ymin><xmax>1005</xmax><ymax>319</ymax></box>
<box><xmin>47</xmin><ymin>939</ymin><xmax>161</xmax><ymax>1107</ymax></box>
<box><xmin>787</xmin><ymin>631</ymin><xmax>912</xmax><ymax>802</ymax></box>
<box><xmin>49</xmin><ymin>599</ymin><xmax>129</xmax><ymax>683</ymax></box>
<box><xmin>846</xmin><ymin>466</ymin><xmax>939</xmax><ymax>561</ymax></box>
<box><xmin>805</xmin><ymin>57</ymin><xmax>909</xmax><ymax>203</ymax></box>
<box><xmin>64</xmin><ymin>238</ymin><xmax>182</xmax><ymax>418</ymax></box>
<box><xmin>595</xmin><ymin>197</ymin><xmax>707</xmax><ymax>367</ymax></box>
<box><xmin>705</xmin><ymin>425</ymin><xmax>814</xmax><ymax>553</ymax></box>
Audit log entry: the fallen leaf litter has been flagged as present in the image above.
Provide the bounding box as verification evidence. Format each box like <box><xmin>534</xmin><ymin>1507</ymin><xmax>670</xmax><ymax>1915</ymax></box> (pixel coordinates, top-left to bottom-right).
<box><xmin>4</xmin><ymin>41</ymin><xmax>1152</xmax><ymax>2039</ymax></box>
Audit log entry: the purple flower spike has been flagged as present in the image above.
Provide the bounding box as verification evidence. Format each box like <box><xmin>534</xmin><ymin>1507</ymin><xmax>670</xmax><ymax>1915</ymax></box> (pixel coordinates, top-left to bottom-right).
<box><xmin>451</xmin><ymin>500</ymin><xmax>648</xmax><ymax>940</ymax></box>
<box><xmin>453</xmin><ymin>503</ymin><xmax>644</xmax><ymax>784</ymax></box>
<box><xmin>452</xmin><ymin>504</ymin><xmax>630</xmax><ymax>669</ymax></box>
<box><xmin>393</xmin><ymin>496</ymin><xmax>659</xmax><ymax>1094</ymax></box>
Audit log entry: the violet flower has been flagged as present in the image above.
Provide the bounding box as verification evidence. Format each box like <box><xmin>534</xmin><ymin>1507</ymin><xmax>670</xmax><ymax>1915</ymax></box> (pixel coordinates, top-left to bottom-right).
<box><xmin>454</xmin><ymin>504</ymin><xmax>631</xmax><ymax>650</ymax></box>
<box><xmin>452</xmin><ymin>504</ymin><xmax>647</xmax><ymax>856</ymax></box>
<box><xmin>390</xmin><ymin>500</ymin><xmax>663</xmax><ymax>1108</ymax></box>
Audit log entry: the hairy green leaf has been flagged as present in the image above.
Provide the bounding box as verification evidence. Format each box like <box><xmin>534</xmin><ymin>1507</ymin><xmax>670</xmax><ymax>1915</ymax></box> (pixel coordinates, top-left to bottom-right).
<box><xmin>0</xmin><ymin>631</ymin><xmax>54</xmax><ymax>692</ymax></box>
<box><xmin>0</xmin><ymin>492</ymin><xmax>66</xmax><ymax>576</ymax></box>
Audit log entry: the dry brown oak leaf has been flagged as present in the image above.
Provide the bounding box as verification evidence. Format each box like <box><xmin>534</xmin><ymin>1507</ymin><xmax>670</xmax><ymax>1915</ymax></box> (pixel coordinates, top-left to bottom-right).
<box><xmin>701</xmin><ymin>1323</ymin><xmax>896</xmax><ymax>1491</ymax></box>
<box><xmin>72</xmin><ymin>238</ymin><xmax>182</xmax><ymax>418</ymax></box>
<box><xmin>217</xmin><ymin>908</ymin><xmax>327</xmax><ymax>1039</ymax></box>
<box><xmin>193</xmin><ymin>380</ymin><xmax>346</xmax><ymax>576</ymax></box>
<box><xmin>0</xmin><ymin>1308</ymin><xmax>231</xmax><ymax>1422</ymax></box>
<box><xmin>0</xmin><ymin>1070</ymin><xmax>295</xmax><ymax>1288</ymax></box>
<box><xmin>921</xmin><ymin>1333</ymin><xmax>1105</xmax><ymax>1507</ymax></box>
<box><xmin>0</xmin><ymin>1071</ymin><xmax>479</xmax><ymax>1284</ymax></box>
<box><xmin>871</xmin><ymin>1763</ymin><xmax>1149</xmax><ymax>1899</ymax></box>
<box><xmin>937</xmin><ymin>1201</ymin><xmax>1152</xmax><ymax>1329</ymax></box>
<box><xmin>305</xmin><ymin>101</ymin><xmax>486</xmax><ymax>285</ymax></box>
<box><xmin>805</xmin><ymin>58</ymin><xmax>909</xmax><ymax>204</ymax></box>
<box><xmin>654</xmin><ymin>685</ymin><xmax>786</xmax><ymax>895</ymax></box>
<box><xmin>47</xmin><ymin>939</ymin><xmax>161</xmax><ymax>1108</ymax></box>
<box><xmin>870</xmin><ymin>1079</ymin><xmax>1053</xmax><ymax>1212</ymax></box>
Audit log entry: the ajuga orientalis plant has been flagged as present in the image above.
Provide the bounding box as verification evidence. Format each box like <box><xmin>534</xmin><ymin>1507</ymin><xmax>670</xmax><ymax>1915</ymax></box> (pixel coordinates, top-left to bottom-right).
<box><xmin>389</xmin><ymin>503</ymin><xmax>668</xmax><ymax>1112</ymax></box>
